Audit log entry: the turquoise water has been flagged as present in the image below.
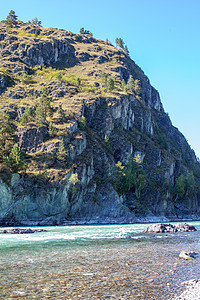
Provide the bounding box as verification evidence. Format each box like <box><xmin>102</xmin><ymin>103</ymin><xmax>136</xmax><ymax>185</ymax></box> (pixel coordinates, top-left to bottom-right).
<box><xmin>0</xmin><ymin>222</ymin><xmax>200</xmax><ymax>299</ymax></box>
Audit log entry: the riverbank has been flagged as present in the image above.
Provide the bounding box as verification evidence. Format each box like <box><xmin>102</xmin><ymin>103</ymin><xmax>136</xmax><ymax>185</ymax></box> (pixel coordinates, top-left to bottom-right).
<box><xmin>173</xmin><ymin>280</ymin><xmax>200</xmax><ymax>300</ymax></box>
<box><xmin>2</xmin><ymin>215</ymin><xmax>200</xmax><ymax>227</ymax></box>
<box><xmin>0</xmin><ymin>223</ymin><xmax>200</xmax><ymax>299</ymax></box>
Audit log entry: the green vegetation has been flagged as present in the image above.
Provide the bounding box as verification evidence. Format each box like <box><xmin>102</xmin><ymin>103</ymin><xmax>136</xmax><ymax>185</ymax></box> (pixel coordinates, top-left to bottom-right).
<box><xmin>69</xmin><ymin>173</ymin><xmax>80</xmax><ymax>196</ymax></box>
<box><xmin>5</xmin><ymin>10</ymin><xmax>18</xmax><ymax>27</ymax></box>
<box><xmin>28</xmin><ymin>17</ymin><xmax>41</xmax><ymax>26</ymax></box>
<box><xmin>107</xmin><ymin>78</ymin><xmax>115</xmax><ymax>91</ymax></box>
<box><xmin>104</xmin><ymin>134</ymin><xmax>112</xmax><ymax>151</ymax></box>
<box><xmin>124</xmin><ymin>45</ymin><xmax>130</xmax><ymax>56</ymax></box>
<box><xmin>20</xmin><ymin>73</ymin><xmax>32</xmax><ymax>84</ymax></box>
<box><xmin>115</xmin><ymin>37</ymin><xmax>129</xmax><ymax>56</ymax></box>
<box><xmin>4</xmin><ymin>143</ymin><xmax>25</xmax><ymax>172</ymax></box>
<box><xmin>154</xmin><ymin>126</ymin><xmax>169</xmax><ymax>150</ymax></box>
<box><xmin>35</xmin><ymin>88</ymin><xmax>53</xmax><ymax>124</ymax></box>
<box><xmin>58</xmin><ymin>105</ymin><xmax>66</xmax><ymax>121</ymax></box>
<box><xmin>48</xmin><ymin>122</ymin><xmax>56</xmax><ymax>137</ymax></box>
<box><xmin>111</xmin><ymin>156</ymin><xmax>146</xmax><ymax>203</ymax></box>
<box><xmin>101</xmin><ymin>73</ymin><xmax>115</xmax><ymax>92</ymax></box>
<box><xmin>57</xmin><ymin>139</ymin><xmax>67</xmax><ymax>161</ymax></box>
<box><xmin>115</xmin><ymin>38</ymin><xmax>124</xmax><ymax>49</ymax></box>
<box><xmin>79</xmin><ymin>27</ymin><xmax>93</xmax><ymax>36</ymax></box>
<box><xmin>0</xmin><ymin>112</ymin><xmax>15</xmax><ymax>161</ymax></box>
<box><xmin>121</xmin><ymin>75</ymin><xmax>142</xmax><ymax>98</ymax></box>
<box><xmin>19</xmin><ymin>106</ymin><xmax>34</xmax><ymax>125</ymax></box>
<box><xmin>69</xmin><ymin>173</ymin><xmax>79</xmax><ymax>185</ymax></box>
<box><xmin>79</xmin><ymin>116</ymin><xmax>86</xmax><ymax>129</ymax></box>
<box><xmin>168</xmin><ymin>173</ymin><xmax>199</xmax><ymax>211</ymax></box>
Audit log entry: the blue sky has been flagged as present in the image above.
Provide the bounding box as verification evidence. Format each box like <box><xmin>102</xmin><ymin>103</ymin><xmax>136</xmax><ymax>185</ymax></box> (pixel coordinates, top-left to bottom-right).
<box><xmin>1</xmin><ymin>0</ymin><xmax>200</xmax><ymax>158</ymax></box>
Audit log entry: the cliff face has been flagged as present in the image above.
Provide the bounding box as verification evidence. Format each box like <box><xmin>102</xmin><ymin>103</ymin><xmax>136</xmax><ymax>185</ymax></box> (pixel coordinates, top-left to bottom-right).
<box><xmin>0</xmin><ymin>20</ymin><xmax>199</xmax><ymax>225</ymax></box>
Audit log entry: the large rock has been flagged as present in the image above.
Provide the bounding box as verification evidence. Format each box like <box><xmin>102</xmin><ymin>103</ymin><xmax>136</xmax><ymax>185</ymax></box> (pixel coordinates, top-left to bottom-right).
<box><xmin>0</xmin><ymin>228</ymin><xmax>47</xmax><ymax>234</ymax></box>
<box><xmin>178</xmin><ymin>250</ymin><xmax>198</xmax><ymax>260</ymax></box>
<box><xmin>17</xmin><ymin>125</ymin><xmax>47</xmax><ymax>153</ymax></box>
<box><xmin>143</xmin><ymin>223</ymin><xmax>197</xmax><ymax>233</ymax></box>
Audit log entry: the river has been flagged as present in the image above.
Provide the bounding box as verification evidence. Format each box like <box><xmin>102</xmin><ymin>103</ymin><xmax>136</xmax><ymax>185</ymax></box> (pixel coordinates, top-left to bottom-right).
<box><xmin>0</xmin><ymin>222</ymin><xmax>200</xmax><ymax>299</ymax></box>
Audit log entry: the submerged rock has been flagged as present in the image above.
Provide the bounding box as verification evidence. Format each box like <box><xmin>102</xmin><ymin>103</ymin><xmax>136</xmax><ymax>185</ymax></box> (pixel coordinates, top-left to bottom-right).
<box><xmin>0</xmin><ymin>228</ymin><xmax>47</xmax><ymax>234</ymax></box>
<box><xmin>143</xmin><ymin>223</ymin><xmax>197</xmax><ymax>233</ymax></box>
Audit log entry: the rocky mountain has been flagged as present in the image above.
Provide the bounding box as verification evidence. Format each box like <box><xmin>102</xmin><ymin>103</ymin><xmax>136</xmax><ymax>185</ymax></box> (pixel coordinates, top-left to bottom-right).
<box><xmin>0</xmin><ymin>19</ymin><xmax>200</xmax><ymax>225</ymax></box>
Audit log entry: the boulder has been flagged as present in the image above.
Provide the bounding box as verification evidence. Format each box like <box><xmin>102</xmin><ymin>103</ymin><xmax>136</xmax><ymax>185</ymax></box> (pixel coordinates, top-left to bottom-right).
<box><xmin>179</xmin><ymin>250</ymin><xmax>198</xmax><ymax>260</ymax></box>
<box><xmin>0</xmin><ymin>228</ymin><xmax>47</xmax><ymax>234</ymax></box>
<box><xmin>143</xmin><ymin>223</ymin><xmax>197</xmax><ymax>233</ymax></box>
<box><xmin>175</xmin><ymin>223</ymin><xmax>197</xmax><ymax>232</ymax></box>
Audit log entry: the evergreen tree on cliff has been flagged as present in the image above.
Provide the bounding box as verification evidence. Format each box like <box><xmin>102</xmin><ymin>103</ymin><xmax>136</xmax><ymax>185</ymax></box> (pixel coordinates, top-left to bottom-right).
<box><xmin>5</xmin><ymin>10</ymin><xmax>18</xmax><ymax>27</ymax></box>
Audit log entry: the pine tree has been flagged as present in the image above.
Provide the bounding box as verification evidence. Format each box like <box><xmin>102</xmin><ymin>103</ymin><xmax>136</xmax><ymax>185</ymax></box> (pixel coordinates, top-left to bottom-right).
<box><xmin>35</xmin><ymin>88</ymin><xmax>52</xmax><ymax>124</ymax></box>
<box><xmin>80</xmin><ymin>27</ymin><xmax>84</xmax><ymax>34</ymax></box>
<box><xmin>57</xmin><ymin>139</ymin><xmax>67</xmax><ymax>161</ymax></box>
<box><xmin>133</xmin><ymin>79</ymin><xmax>141</xmax><ymax>95</ymax></box>
<box><xmin>4</xmin><ymin>143</ymin><xmax>25</xmax><ymax>172</ymax></box>
<box><xmin>76</xmin><ymin>77</ymin><xmax>81</xmax><ymax>86</ymax></box>
<box><xmin>115</xmin><ymin>38</ymin><xmax>119</xmax><ymax>47</ymax></box>
<box><xmin>101</xmin><ymin>73</ymin><xmax>108</xmax><ymax>86</ymax></box>
<box><xmin>174</xmin><ymin>175</ymin><xmax>185</xmax><ymax>200</ymax></box>
<box><xmin>118</xmin><ymin>38</ymin><xmax>124</xmax><ymax>49</ymax></box>
<box><xmin>121</xmin><ymin>79</ymin><xmax>126</xmax><ymax>90</ymax></box>
<box><xmin>127</xmin><ymin>75</ymin><xmax>135</xmax><ymax>92</ymax></box>
<box><xmin>124</xmin><ymin>45</ymin><xmax>130</xmax><ymax>56</ymax></box>
<box><xmin>107</xmin><ymin>78</ymin><xmax>114</xmax><ymax>91</ymax></box>
<box><xmin>0</xmin><ymin>112</ymin><xmax>15</xmax><ymax>160</ymax></box>
<box><xmin>19</xmin><ymin>107</ymin><xmax>34</xmax><ymax>125</ymax></box>
<box><xmin>5</xmin><ymin>10</ymin><xmax>18</xmax><ymax>27</ymax></box>
<box><xmin>31</xmin><ymin>17</ymin><xmax>41</xmax><ymax>26</ymax></box>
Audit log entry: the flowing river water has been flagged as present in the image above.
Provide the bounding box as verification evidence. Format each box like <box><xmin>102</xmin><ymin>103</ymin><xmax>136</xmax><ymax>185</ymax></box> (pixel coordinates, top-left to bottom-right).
<box><xmin>0</xmin><ymin>222</ymin><xmax>200</xmax><ymax>299</ymax></box>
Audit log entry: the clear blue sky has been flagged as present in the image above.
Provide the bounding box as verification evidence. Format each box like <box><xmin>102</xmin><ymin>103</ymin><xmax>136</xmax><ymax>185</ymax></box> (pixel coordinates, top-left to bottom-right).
<box><xmin>1</xmin><ymin>0</ymin><xmax>200</xmax><ymax>158</ymax></box>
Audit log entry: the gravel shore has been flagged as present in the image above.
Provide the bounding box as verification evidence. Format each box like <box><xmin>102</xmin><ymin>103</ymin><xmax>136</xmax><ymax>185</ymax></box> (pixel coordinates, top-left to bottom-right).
<box><xmin>174</xmin><ymin>280</ymin><xmax>200</xmax><ymax>300</ymax></box>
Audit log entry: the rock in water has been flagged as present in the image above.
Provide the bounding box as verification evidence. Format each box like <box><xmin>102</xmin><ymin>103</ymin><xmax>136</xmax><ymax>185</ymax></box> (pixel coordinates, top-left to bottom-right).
<box><xmin>175</xmin><ymin>223</ymin><xmax>197</xmax><ymax>232</ymax></box>
<box><xmin>179</xmin><ymin>250</ymin><xmax>198</xmax><ymax>260</ymax></box>
<box><xmin>0</xmin><ymin>228</ymin><xmax>47</xmax><ymax>234</ymax></box>
<box><xmin>143</xmin><ymin>223</ymin><xmax>197</xmax><ymax>233</ymax></box>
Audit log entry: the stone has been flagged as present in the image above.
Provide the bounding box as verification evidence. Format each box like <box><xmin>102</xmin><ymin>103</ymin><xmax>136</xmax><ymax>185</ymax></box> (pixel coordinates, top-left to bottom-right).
<box><xmin>143</xmin><ymin>223</ymin><xmax>197</xmax><ymax>233</ymax></box>
<box><xmin>175</xmin><ymin>222</ymin><xmax>197</xmax><ymax>232</ymax></box>
<box><xmin>178</xmin><ymin>250</ymin><xmax>198</xmax><ymax>260</ymax></box>
<box><xmin>0</xmin><ymin>228</ymin><xmax>47</xmax><ymax>234</ymax></box>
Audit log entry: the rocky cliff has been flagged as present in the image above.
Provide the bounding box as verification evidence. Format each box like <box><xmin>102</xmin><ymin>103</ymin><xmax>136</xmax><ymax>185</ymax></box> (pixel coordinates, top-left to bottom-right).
<box><xmin>0</xmin><ymin>20</ymin><xmax>199</xmax><ymax>225</ymax></box>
